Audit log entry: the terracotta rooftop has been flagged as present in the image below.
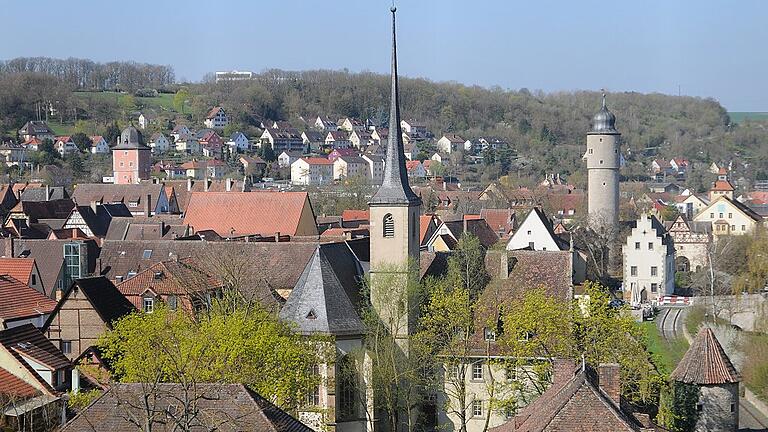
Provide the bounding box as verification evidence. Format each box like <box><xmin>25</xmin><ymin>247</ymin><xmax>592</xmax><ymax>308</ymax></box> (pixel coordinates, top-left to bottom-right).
<box><xmin>0</xmin><ymin>367</ymin><xmax>40</xmax><ymax>398</ymax></box>
<box><xmin>0</xmin><ymin>257</ymin><xmax>36</xmax><ymax>285</ymax></box>
<box><xmin>183</xmin><ymin>191</ymin><xmax>316</xmax><ymax>237</ymax></box>
<box><xmin>671</xmin><ymin>327</ymin><xmax>741</xmax><ymax>385</ymax></box>
<box><xmin>0</xmin><ymin>275</ymin><xmax>57</xmax><ymax>322</ymax></box>
<box><xmin>341</xmin><ymin>209</ymin><xmax>369</xmax><ymax>222</ymax></box>
<box><xmin>117</xmin><ymin>258</ymin><xmax>222</xmax><ymax>297</ymax></box>
<box><xmin>711</xmin><ymin>179</ymin><xmax>735</xmax><ymax>192</ymax></box>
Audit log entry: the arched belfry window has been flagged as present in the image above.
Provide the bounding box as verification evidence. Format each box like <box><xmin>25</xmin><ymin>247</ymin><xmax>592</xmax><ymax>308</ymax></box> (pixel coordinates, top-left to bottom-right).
<box><xmin>383</xmin><ymin>213</ymin><xmax>395</xmax><ymax>238</ymax></box>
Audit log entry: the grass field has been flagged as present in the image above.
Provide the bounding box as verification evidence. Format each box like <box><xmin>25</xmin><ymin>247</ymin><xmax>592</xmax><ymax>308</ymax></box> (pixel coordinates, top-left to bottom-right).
<box><xmin>729</xmin><ymin>112</ymin><xmax>768</xmax><ymax>123</ymax></box>
<box><xmin>641</xmin><ymin>320</ymin><xmax>689</xmax><ymax>374</ymax></box>
<box><xmin>73</xmin><ymin>91</ymin><xmax>176</xmax><ymax>112</ymax></box>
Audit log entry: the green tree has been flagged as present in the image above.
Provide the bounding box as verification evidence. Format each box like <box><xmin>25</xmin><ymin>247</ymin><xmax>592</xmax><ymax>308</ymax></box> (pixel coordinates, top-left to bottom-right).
<box><xmin>39</xmin><ymin>138</ymin><xmax>59</xmax><ymax>160</ymax></box>
<box><xmin>98</xmin><ymin>301</ymin><xmax>325</xmax><ymax>412</ymax></box>
<box><xmin>174</xmin><ymin>88</ymin><xmax>190</xmax><ymax>113</ymax></box>
<box><xmin>71</xmin><ymin>132</ymin><xmax>91</xmax><ymax>152</ymax></box>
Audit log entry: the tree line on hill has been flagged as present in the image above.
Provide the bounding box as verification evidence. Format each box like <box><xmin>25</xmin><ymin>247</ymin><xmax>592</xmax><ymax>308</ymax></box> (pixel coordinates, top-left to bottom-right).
<box><xmin>2</xmin><ymin>60</ymin><xmax>768</xmax><ymax>185</ymax></box>
<box><xmin>0</xmin><ymin>57</ymin><xmax>174</xmax><ymax>92</ymax></box>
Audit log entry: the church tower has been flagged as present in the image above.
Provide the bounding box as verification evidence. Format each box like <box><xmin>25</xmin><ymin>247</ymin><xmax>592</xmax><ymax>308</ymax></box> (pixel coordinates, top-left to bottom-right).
<box><xmin>368</xmin><ymin>6</ymin><xmax>421</xmax><ymax>348</ymax></box>
<box><xmin>584</xmin><ymin>93</ymin><xmax>620</xmax><ymax>232</ymax></box>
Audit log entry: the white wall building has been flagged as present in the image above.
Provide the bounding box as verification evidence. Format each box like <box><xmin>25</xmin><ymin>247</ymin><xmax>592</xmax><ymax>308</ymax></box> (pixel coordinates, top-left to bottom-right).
<box><xmin>622</xmin><ymin>214</ymin><xmax>675</xmax><ymax>305</ymax></box>
<box><xmin>149</xmin><ymin>133</ymin><xmax>171</xmax><ymax>153</ymax></box>
<box><xmin>362</xmin><ymin>154</ymin><xmax>384</xmax><ymax>185</ymax></box>
<box><xmin>506</xmin><ymin>208</ymin><xmax>567</xmax><ymax>251</ymax></box>
<box><xmin>291</xmin><ymin>157</ymin><xmax>333</xmax><ymax>186</ymax></box>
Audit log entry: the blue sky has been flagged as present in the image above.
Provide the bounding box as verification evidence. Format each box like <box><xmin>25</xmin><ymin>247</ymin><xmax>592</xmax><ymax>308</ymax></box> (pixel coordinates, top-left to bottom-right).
<box><xmin>2</xmin><ymin>0</ymin><xmax>766</xmax><ymax>111</ymax></box>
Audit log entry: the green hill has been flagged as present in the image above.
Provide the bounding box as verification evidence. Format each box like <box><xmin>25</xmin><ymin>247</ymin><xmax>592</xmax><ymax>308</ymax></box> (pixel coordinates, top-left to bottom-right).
<box><xmin>728</xmin><ymin>112</ymin><xmax>768</xmax><ymax>123</ymax></box>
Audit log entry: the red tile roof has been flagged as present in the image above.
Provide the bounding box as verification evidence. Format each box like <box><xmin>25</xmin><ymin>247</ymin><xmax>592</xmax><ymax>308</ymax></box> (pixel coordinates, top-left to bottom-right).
<box><xmin>341</xmin><ymin>210</ymin><xmax>369</xmax><ymax>222</ymax></box>
<box><xmin>117</xmin><ymin>258</ymin><xmax>222</xmax><ymax>300</ymax></box>
<box><xmin>0</xmin><ymin>257</ymin><xmax>35</xmax><ymax>285</ymax></box>
<box><xmin>419</xmin><ymin>215</ymin><xmax>437</xmax><ymax>244</ymax></box>
<box><xmin>301</xmin><ymin>157</ymin><xmax>333</xmax><ymax>165</ymax></box>
<box><xmin>0</xmin><ymin>275</ymin><xmax>57</xmax><ymax>322</ymax></box>
<box><xmin>711</xmin><ymin>179</ymin><xmax>735</xmax><ymax>192</ymax></box>
<box><xmin>0</xmin><ymin>367</ymin><xmax>40</xmax><ymax>398</ymax></box>
<box><xmin>183</xmin><ymin>191</ymin><xmax>316</xmax><ymax>237</ymax></box>
<box><xmin>671</xmin><ymin>327</ymin><xmax>741</xmax><ymax>385</ymax></box>
<box><xmin>480</xmin><ymin>208</ymin><xmax>515</xmax><ymax>236</ymax></box>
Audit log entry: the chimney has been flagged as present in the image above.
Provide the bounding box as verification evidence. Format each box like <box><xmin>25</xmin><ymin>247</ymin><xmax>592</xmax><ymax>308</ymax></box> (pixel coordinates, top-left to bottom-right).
<box><xmin>90</xmin><ymin>200</ymin><xmax>97</xmax><ymax>213</ymax></box>
<box><xmin>145</xmin><ymin>194</ymin><xmax>152</xmax><ymax>216</ymax></box>
<box><xmin>463</xmin><ymin>216</ymin><xmax>468</xmax><ymax>234</ymax></box>
<box><xmin>187</xmin><ymin>177</ymin><xmax>192</xmax><ymax>191</ymax></box>
<box><xmin>204</xmin><ymin>177</ymin><xmax>210</xmax><ymax>192</ymax></box>
<box><xmin>226</xmin><ymin>177</ymin><xmax>232</xmax><ymax>192</ymax></box>
<box><xmin>443</xmin><ymin>181</ymin><xmax>447</xmax><ymax>191</ymax></box>
<box><xmin>45</xmin><ymin>184</ymin><xmax>50</xmax><ymax>201</ymax></box>
<box><xmin>551</xmin><ymin>359</ymin><xmax>577</xmax><ymax>387</ymax></box>
<box><xmin>274</xmin><ymin>232</ymin><xmax>280</xmax><ymax>243</ymax></box>
<box><xmin>55</xmin><ymin>289</ymin><xmax>64</xmax><ymax>301</ymax></box>
<box><xmin>598</xmin><ymin>363</ymin><xmax>621</xmax><ymax>405</ymax></box>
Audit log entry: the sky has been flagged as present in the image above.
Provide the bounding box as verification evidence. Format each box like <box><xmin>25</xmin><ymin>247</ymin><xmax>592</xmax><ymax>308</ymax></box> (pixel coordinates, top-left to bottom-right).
<box><xmin>2</xmin><ymin>0</ymin><xmax>767</xmax><ymax>111</ymax></box>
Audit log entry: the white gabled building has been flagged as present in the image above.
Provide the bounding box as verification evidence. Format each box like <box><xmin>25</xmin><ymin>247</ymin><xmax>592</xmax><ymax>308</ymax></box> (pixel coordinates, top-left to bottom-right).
<box><xmin>89</xmin><ymin>135</ymin><xmax>110</xmax><ymax>154</ymax></box>
<box><xmin>226</xmin><ymin>132</ymin><xmax>250</xmax><ymax>153</ymax></box>
<box><xmin>436</xmin><ymin>134</ymin><xmax>465</xmax><ymax>154</ymax></box>
<box><xmin>362</xmin><ymin>154</ymin><xmax>384</xmax><ymax>185</ymax></box>
<box><xmin>291</xmin><ymin>157</ymin><xmax>333</xmax><ymax>186</ymax></box>
<box><xmin>148</xmin><ymin>132</ymin><xmax>171</xmax><ymax>153</ymax></box>
<box><xmin>333</xmin><ymin>156</ymin><xmax>369</xmax><ymax>180</ymax></box>
<box><xmin>506</xmin><ymin>208</ymin><xmax>568</xmax><ymax>251</ymax></box>
<box><xmin>622</xmin><ymin>213</ymin><xmax>675</xmax><ymax>305</ymax></box>
<box><xmin>204</xmin><ymin>106</ymin><xmax>229</xmax><ymax>129</ymax></box>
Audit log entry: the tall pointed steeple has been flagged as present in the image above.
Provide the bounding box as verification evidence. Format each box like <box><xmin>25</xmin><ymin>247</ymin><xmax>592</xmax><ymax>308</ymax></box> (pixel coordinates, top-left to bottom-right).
<box><xmin>369</xmin><ymin>6</ymin><xmax>421</xmax><ymax>206</ymax></box>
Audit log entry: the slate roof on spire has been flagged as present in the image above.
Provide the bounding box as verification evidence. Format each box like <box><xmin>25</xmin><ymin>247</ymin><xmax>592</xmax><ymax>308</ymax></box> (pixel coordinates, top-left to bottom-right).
<box><xmin>369</xmin><ymin>6</ymin><xmax>420</xmax><ymax>206</ymax></box>
<box><xmin>279</xmin><ymin>243</ymin><xmax>365</xmax><ymax>336</ymax></box>
<box><xmin>671</xmin><ymin>327</ymin><xmax>741</xmax><ymax>385</ymax></box>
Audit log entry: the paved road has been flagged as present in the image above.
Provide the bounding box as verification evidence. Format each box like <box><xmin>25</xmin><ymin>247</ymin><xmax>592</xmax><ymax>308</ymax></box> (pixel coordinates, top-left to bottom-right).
<box><xmin>656</xmin><ymin>307</ymin><xmax>768</xmax><ymax>431</ymax></box>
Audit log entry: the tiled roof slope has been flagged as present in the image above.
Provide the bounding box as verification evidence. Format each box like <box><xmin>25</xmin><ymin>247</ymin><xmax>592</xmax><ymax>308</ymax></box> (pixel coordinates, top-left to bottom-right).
<box><xmin>0</xmin><ymin>324</ymin><xmax>70</xmax><ymax>370</ymax></box>
<box><xmin>0</xmin><ymin>257</ymin><xmax>35</xmax><ymax>284</ymax></box>
<box><xmin>0</xmin><ymin>274</ymin><xmax>57</xmax><ymax>322</ymax></box>
<box><xmin>0</xmin><ymin>367</ymin><xmax>40</xmax><ymax>398</ymax></box>
<box><xmin>116</xmin><ymin>258</ymin><xmax>221</xmax><ymax>296</ymax></box>
<box><xmin>492</xmin><ymin>365</ymin><xmax>650</xmax><ymax>432</ymax></box>
<box><xmin>671</xmin><ymin>327</ymin><xmax>741</xmax><ymax>385</ymax></box>
<box><xmin>279</xmin><ymin>244</ymin><xmax>364</xmax><ymax>336</ymax></box>
<box><xmin>60</xmin><ymin>383</ymin><xmax>313</xmax><ymax>432</ymax></box>
<box><xmin>98</xmin><ymin>240</ymin><xmax>319</xmax><ymax>308</ymax></box>
<box><xmin>183</xmin><ymin>191</ymin><xmax>316</xmax><ymax>237</ymax></box>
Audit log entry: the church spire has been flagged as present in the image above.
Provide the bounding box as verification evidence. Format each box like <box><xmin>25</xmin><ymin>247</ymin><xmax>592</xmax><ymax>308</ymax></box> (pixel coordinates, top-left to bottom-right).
<box><xmin>369</xmin><ymin>6</ymin><xmax>420</xmax><ymax>206</ymax></box>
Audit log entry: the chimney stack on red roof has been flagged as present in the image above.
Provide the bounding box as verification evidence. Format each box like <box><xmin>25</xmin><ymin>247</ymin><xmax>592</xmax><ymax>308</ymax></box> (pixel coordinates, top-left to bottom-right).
<box><xmin>551</xmin><ymin>359</ymin><xmax>577</xmax><ymax>387</ymax></box>
<box><xmin>598</xmin><ymin>363</ymin><xmax>621</xmax><ymax>405</ymax></box>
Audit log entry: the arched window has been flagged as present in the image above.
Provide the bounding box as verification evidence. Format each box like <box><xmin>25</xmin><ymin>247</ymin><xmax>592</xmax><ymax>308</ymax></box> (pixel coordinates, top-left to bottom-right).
<box><xmin>383</xmin><ymin>213</ymin><xmax>394</xmax><ymax>238</ymax></box>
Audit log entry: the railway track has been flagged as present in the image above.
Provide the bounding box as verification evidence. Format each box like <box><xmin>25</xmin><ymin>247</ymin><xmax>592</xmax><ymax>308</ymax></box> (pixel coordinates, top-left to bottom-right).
<box><xmin>656</xmin><ymin>306</ymin><xmax>768</xmax><ymax>431</ymax></box>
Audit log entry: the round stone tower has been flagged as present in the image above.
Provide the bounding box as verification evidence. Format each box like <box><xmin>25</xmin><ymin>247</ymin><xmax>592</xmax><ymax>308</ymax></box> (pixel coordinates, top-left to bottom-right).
<box><xmin>584</xmin><ymin>93</ymin><xmax>620</xmax><ymax>232</ymax></box>
<box><xmin>671</xmin><ymin>327</ymin><xmax>741</xmax><ymax>432</ymax></box>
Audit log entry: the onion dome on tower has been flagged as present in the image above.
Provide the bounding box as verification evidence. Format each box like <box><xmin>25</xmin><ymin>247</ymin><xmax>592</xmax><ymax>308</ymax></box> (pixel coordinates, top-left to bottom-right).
<box><xmin>589</xmin><ymin>92</ymin><xmax>619</xmax><ymax>135</ymax></box>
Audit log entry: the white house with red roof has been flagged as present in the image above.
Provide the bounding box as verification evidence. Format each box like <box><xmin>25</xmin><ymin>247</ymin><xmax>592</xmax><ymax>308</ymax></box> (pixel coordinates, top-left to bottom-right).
<box><xmin>89</xmin><ymin>135</ymin><xmax>110</xmax><ymax>154</ymax></box>
<box><xmin>54</xmin><ymin>136</ymin><xmax>78</xmax><ymax>156</ymax></box>
<box><xmin>204</xmin><ymin>106</ymin><xmax>229</xmax><ymax>129</ymax></box>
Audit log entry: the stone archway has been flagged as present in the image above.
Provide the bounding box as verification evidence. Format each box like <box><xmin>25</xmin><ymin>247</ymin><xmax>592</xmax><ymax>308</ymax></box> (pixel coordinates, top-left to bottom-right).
<box><xmin>676</xmin><ymin>255</ymin><xmax>691</xmax><ymax>273</ymax></box>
